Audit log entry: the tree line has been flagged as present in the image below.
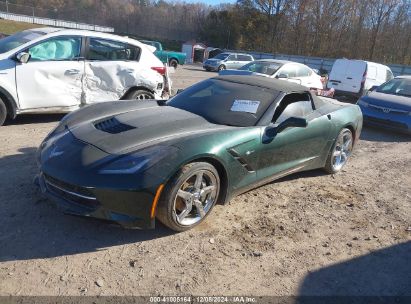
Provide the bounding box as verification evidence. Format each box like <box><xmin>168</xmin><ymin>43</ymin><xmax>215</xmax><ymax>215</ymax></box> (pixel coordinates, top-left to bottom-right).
<box><xmin>4</xmin><ymin>0</ymin><xmax>411</xmax><ymax>65</ymax></box>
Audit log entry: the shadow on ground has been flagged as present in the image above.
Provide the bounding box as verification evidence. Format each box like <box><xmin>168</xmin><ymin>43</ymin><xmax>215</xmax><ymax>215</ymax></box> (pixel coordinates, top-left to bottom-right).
<box><xmin>0</xmin><ymin>147</ymin><xmax>173</xmax><ymax>262</ymax></box>
<box><xmin>360</xmin><ymin>126</ymin><xmax>410</xmax><ymax>143</ymax></box>
<box><xmin>297</xmin><ymin>241</ymin><xmax>411</xmax><ymax>298</ymax></box>
<box><xmin>6</xmin><ymin>114</ymin><xmax>65</xmax><ymax>125</ymax></box>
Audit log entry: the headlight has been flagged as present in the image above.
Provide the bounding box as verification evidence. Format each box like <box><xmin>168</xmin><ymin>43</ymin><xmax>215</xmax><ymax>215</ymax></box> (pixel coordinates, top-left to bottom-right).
<box><xmin>357</xmin><ymin>99</ymin><xmax>369</xmax><ymax>107</ymax></box>
<box><xmin>99</xmin><ymin>145</ymin><xmax>179</xmax><ymax>174</ymax></box>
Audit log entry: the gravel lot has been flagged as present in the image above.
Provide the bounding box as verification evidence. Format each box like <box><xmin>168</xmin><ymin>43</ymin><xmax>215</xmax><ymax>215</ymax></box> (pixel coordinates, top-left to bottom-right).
<box><xmin>0</xmin><ymin>65</ymin><xmax>410</xmax><ymax>297</ymax></box>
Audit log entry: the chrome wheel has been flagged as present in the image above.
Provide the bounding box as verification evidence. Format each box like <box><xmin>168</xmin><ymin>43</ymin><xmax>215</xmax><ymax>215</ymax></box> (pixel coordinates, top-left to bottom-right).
<box><xmin>331</xmin><ymin>129</ymin><xmax>353</xmax><ymax>171</ymax></box>
<box><xmin>173</xmin><ymin>170</ymin><xmax>219</xmax><ymax>226</ymax></box>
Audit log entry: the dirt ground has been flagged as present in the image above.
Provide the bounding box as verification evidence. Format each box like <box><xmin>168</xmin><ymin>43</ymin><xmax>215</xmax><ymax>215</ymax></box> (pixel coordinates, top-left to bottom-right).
<box><xmin>0</xmin><ymin>65</ymin><xmax>410</xmax><ymax>297</ymax></box>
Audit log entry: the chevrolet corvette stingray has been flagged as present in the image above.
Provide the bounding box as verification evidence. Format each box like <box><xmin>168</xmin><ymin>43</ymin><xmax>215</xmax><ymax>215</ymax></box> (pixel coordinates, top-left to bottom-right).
<box><xmin>36</xmin><ymin>75</ymin><xmax>363</xmax><ymax>231</ymax></box>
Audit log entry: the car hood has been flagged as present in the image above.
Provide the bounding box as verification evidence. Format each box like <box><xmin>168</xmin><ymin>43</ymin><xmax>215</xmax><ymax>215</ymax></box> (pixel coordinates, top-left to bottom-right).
<box><xmin>205</xmin><ymin>58</ymin><xmax>222</xmax><ymax>63</ymax></box>
<box><xmin>65</xmin><ymin>100</ymin><xmax>231</xmax><ymax>155</ymax></box>
<box><xmin>219</xmin><ymin>69</ymin><xmax>269</xmax><ymax>77</ymax></box>
<box><xmin>364</xmin><ymin>91</ymin><xmax>411</xmax><ymax>112</ymax></box>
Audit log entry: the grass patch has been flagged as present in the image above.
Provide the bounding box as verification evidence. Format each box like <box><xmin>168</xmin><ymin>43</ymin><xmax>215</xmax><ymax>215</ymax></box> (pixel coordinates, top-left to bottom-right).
<box><xmin>0</xmin><ymin>19</ymin><xmax>42</xmax><ymax>35</ymax></box>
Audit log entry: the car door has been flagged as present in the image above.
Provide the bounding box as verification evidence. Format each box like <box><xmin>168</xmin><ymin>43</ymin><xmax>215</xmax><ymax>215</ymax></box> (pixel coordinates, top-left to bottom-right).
<box><xmin>237</xmin><ymin>54</ymin><xmax>252</xmax><ymax>68</ymax></box>
<box><xmin>276</xmin><ymin>64</ymin><xmax>302</xmax><ymax>85</ymax></box>
<box><xmin>256</xmin><ymin>92</ymin><xmax>333</xmax><ymax>181</ymax></box>
<box><xmin>296</xmin><ymin>65</ymin><xmax>321</xmax><ymax>89</ymax></box>
<box><xmin>84</xmin><ymin>37</ymin><xmax>142</xmax><ymax>103</ymax></box>
<box><xmin>225</xmin><ymin>54</ymin><xmax>238</xmax><ymax>69</ymax></box>
<box><xmin>15</xmin><ymin>35</ymin><xmax>84</xmax><ymax>110</ymax></box>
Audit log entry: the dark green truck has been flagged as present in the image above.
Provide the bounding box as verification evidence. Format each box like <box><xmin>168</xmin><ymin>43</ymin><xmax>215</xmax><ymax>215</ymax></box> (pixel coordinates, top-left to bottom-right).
<box><xmin>141</xmin><ymin>40</ymin><xmax>186</xmax><ymax>68</ymax></box>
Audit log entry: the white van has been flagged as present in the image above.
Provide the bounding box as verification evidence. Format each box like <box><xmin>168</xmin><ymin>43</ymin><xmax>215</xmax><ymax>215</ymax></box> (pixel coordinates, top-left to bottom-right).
<box><xmin>327</xmin><ymin>59</ymin><xmax>394</xmax><ymax>98</ymax></box>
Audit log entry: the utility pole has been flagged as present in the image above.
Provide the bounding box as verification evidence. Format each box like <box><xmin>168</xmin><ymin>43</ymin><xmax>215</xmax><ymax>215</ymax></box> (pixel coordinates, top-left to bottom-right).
<box><xmin>6</xmin><ymin>0</ymin><xmax>9</xmax><ymax>13</ymax></box>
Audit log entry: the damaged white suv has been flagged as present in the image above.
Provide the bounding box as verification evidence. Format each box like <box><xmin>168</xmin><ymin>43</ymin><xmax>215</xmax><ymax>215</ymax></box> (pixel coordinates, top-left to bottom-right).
<box><xmin>0</xmin><ymin>28</ymin><xmax>170</xmax><ymax>125</ymax></box>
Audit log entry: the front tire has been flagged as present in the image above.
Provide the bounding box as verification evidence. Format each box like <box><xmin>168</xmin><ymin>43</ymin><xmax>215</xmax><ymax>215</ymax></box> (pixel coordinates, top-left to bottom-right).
<box><xmin>0</xmin><ymin>97</ymin><xmax>7</xmax><ymax>126</ymax></box>
<box><xmin>324</xmin><ymin>128</ymin><xmax>353</xmax><ymax>174</ymax></box>
<box><xmin>125</xmin><ymin>89</ymin><xmax>154</xmax><ymax>100</ymax></box>
<box><xmin>218</xmin><ymin>65</ymin><xmax>226</xmax><ymax>72</ymax></box>
<box><xmin>156</xmin><ymin>162</ymin><xmax>220</xmax><ymax>232</ymax></box>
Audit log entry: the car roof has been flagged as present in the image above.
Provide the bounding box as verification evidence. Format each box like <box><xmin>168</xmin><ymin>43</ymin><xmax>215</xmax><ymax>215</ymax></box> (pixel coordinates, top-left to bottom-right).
<box><xmin>24</xmin><ymin>27</ymin><xmax>142</xmax><ymax>46</ymax></box>
<box><xmin>254</xmin><ymin>59</ymin><xmax>292</xmax><ymax>64</ymax></box>
<box><xmin>214</xmin><ymin>75</ymin><xmax>309</xmax><ymax>92</ymax></box>
<box><xmin>221</xmin><ymin>52</ymin><xmax>253</xmax><ymax>56</ymax></box>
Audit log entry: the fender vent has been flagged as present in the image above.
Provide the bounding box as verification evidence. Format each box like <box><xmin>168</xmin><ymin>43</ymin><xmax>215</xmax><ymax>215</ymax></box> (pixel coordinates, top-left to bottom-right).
<box><xmin>94</xmin><ymin>117</ymin><xmax>136</xmax><ymax>134</ymax></box>
<box><xmin>227</xmin><ymin>148</ymin><xmax>255</xmax><ymax>173</ymax></box>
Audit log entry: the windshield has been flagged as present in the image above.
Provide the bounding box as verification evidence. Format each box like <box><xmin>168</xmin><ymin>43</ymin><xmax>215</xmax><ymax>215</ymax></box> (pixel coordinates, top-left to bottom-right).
<box><xmin>0</xmin><ymin>30</ymin><xmax>45</xmax><ymax>54</ymax></box>
<box><xmin>167</xmin><ymin>78</ymin><xmax>278</xmax><ymax>127</ymax></box>
<box><xmin>376</xmin><ymin>78</ymin><xmax>411</xmax><ymax>97</ymax></box>
<box><xmin>239</xmin><ymin>61</ymin><xmax>282</xmax><ymax>76</ymax></box>
<box><xmin>213</xmin><ymin>53</ymin><xmax>229</xmax><ymax>60</ymax></box>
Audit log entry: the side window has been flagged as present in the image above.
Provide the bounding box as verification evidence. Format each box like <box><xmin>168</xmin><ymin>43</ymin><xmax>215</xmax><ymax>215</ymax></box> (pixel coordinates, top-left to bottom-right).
<box><xmin>88</xmin><ymin>38</ymin><xmax>140</xmax><ymax>61</ymax></box>
<box><xmin>238</xmin><ymin>55</ymin><xmax>251</xmax><ymax>61</ymax></box>
<box><xmin>227</xmin><ymin>54</ymin><xmax>236</xmax><ymax>61</ymax></box>
<box><xmin>386</xmin><ymin>69</ymin><xmax>394</xmax><ymax>81</ymax></box>
<box><xmin>28</xmin><ymin>37</ymin><xmax>81</xmax><ymax>61</ymax></box>
<box><xmin>278</xmin><ymin>65</ymin><xmax>297</xmax><ymax>78</ymax></box>
<box><xmin>272</xmin><ymin>93</ymin><xmax>313</xmax><ymax>125</ymax></box>
<box><xmin>296</xmin><ymin>65</ymin><xmax>312</xmax><ymax>77</ymax></box>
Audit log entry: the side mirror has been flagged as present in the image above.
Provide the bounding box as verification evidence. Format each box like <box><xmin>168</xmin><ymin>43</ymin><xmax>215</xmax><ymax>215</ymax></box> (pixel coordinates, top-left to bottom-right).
<box><xmin>276</xmin><ymin>74</ymin><xmax>288</xmax><ymax>79</ymax></box>
<box><xmin>266</xmin><ymin>117</ymin><xmax>308</xmax><ymax>137</ymax></box>
<box><xmin>369</xmin><ymin>85</ymin><xmax>378</xmax><ymax>92</ymax></box>
<box><xmin>16</xmin><ymin>52</ymin><xmax>30</xmax><ymax>64</ymax></box>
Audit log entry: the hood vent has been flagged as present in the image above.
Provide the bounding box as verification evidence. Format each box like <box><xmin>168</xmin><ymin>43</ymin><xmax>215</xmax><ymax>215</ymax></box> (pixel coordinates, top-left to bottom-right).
<box><xmin>94</xmin><ymin>117</ymin><xmax>136</xmax><ymax>134</ymax></box>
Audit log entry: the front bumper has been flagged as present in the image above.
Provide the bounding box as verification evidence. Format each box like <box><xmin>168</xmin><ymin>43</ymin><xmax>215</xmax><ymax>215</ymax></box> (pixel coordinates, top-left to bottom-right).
<box><xmin>203</xmin><ymin>63</ymin><xmax>218</xmax><ymax>71</ymax></box>
<box><xmin>35</xmin><ymin>172</ymin><xmax>156</xmax><ymax>229</ymax></box>
<box><xmin>359</xmin><ymin>105</ymin><xmax>411</xmax><ymax>135</ymax></box>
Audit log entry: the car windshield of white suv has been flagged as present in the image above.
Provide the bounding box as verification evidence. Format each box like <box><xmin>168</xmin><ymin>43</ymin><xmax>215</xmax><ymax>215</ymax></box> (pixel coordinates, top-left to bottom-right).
<box><xmin>377</xmin><ymin>78</ymin><xmax>411</xmax><ymax>98</ymax></box>
<box><xmin>0</xmin><ymin>30</ymin><xmax>46</xmax><ymax>54</ymax></box>
<box><xmin>239</xmin><ymin>61</ymin><xmax>282</xmax><ymax>76</ymax></box>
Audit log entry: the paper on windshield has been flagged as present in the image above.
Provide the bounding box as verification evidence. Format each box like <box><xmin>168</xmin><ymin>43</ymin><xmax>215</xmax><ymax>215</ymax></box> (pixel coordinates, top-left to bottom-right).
<box><xmin>231</xmin><ymin>100</ymin><xmax>260</xmax><ymax>114</ymax></box>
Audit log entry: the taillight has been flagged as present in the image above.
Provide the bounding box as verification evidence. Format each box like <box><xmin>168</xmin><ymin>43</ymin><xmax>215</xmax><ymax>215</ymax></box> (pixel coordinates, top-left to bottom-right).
<box><xmin>151</xmin><ymin>67</ymin><xmax>166</xmax><ymax>76</ymax></box>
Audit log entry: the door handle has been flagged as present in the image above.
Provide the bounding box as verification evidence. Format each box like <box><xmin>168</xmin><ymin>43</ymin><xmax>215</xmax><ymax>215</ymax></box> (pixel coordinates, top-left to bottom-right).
<box><xmin>124</xmin><ymin>69</ymin><xmax>135</xmax><ymax>74</ymax></box>
<box><xmin>65</xmin><ymin>69</ymin><xmax>80</xmax><ymax>75</ymax></box>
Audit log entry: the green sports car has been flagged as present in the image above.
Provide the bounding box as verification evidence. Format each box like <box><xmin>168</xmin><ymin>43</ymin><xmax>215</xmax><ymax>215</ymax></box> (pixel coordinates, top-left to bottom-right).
<box><xmin>35</xmin><ymin>75</ymin><xmax>363</xmax><ymax>231</ymax></box>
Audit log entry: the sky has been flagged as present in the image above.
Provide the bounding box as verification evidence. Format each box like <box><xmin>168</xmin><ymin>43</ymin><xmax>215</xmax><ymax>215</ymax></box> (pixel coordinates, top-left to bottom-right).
<box><xmin>183</xmin><ymin>0</ymin><xmax>236</xmax><ymax>5</ymax></box>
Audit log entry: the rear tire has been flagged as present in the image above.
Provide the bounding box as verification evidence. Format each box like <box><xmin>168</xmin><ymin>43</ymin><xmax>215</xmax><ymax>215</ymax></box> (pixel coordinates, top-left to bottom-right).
<box><xmin>156</xmin><ymin>162</ymin><xmax>220</xmax><ymax>232</ymax></box>
<box><xmin>125</xmin><ymin>89</ymin><xmax>154</xmax><ymax>100</ymax></box>
<box><xmin>324</xmin><ymin>128</ymin><xmax>353</xmax><ymax>174</ymax></box>
<box><xmin>0</xmin><ymin>97</ymin><xmax>7</xmax><ymax>126</ymax></box>
<box><xmin>169</xmin><ymin>59</ymin><xmax>178</xmax><ymax>69</ymax></box>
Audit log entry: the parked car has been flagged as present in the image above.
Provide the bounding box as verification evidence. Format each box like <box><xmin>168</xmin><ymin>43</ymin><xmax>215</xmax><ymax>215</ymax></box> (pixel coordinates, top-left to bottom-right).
<box><xmin>327</xmin><ymin>59</ymin><xmax>394</xmax><ymax>98</ymax></box>
<box><xmin>357</xmin><ymin>76</ymin><xmax>411</xmax><ymax>135</ymax></box>
<box><xmin>220</xmin><ymin>59</ymin><xmax>323</xmax><ymax>89</ymax></box>
<box><xmin>35</xmin><ymin>75</ymin><xmax>362</xmax><ymax>231</ymax></box>
<box><xmin>203</xmin><ymin>52</ymin><xmax>254</xmax><ymax>72</ymax></box>
<box><xmin>0</xmin><ymin>28</ymin><xmax>170</xmax><ymax>126</ymax></box>
<box><xmin>140</xmin><ymin>40</ymin><xmax>186</xmax><ymax>68</ymax></box>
